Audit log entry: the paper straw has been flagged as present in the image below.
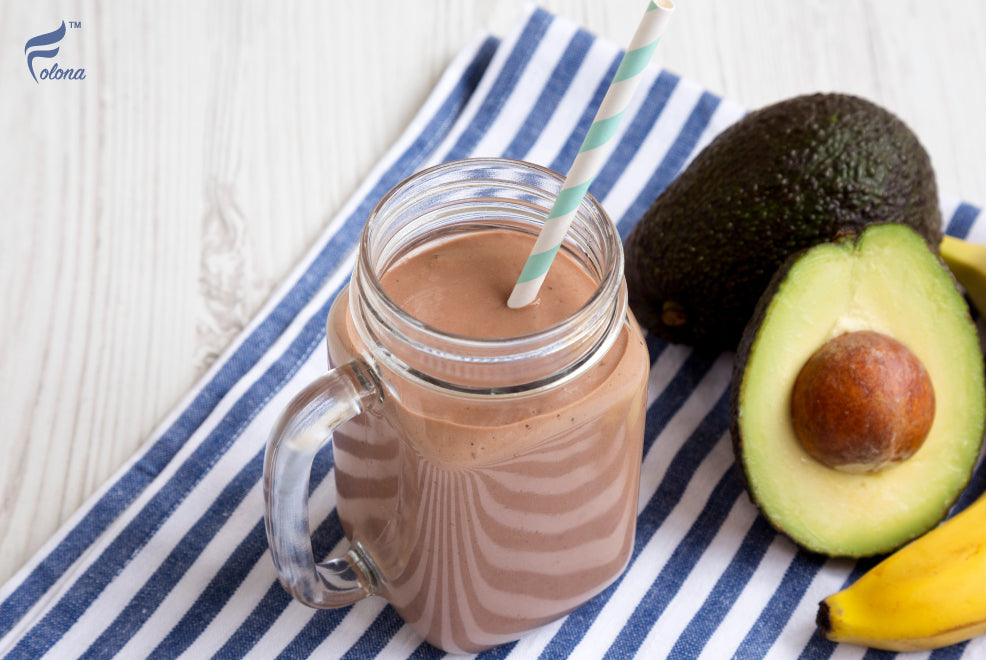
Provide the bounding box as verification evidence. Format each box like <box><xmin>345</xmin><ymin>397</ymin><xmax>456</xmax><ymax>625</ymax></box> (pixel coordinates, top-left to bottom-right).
<box><xmin>507</xmin><ymin>0</ymin><xmax>675</xmax><ymax>309</ymax></box>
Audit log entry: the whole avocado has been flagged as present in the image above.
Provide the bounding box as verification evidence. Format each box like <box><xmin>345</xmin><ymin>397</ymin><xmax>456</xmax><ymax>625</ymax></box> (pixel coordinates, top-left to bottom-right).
<box><xmin>624</xmin><ymin>93</ymin><xmax>942</xmax><ymax>351</ymax></box>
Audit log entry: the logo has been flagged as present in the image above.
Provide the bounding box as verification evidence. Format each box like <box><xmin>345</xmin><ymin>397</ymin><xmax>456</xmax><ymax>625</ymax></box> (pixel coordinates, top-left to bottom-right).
<box><xmin>25</xmin><ymin>20</ymin><xmax>86</xmax><ymax>83</ymax></box>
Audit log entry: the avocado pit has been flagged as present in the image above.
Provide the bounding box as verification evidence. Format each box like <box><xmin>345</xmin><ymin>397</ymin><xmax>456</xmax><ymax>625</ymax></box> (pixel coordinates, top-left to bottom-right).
<box><xmin>790</xmin><ymin>330</ymin><xmax>935</xmax><ymax>473</ymax></box>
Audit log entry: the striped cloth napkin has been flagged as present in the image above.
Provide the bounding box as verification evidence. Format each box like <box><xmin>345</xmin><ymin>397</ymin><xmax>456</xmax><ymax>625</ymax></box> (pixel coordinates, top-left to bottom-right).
<box><xmin>3</xmin><ymin>6</ymin><xmax>985</xmax><ymax>659</ymax></box>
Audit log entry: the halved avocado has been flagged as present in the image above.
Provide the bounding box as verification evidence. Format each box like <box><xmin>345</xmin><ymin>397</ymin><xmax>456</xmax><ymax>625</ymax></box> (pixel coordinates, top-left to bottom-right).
<box><xmin>731</xmin><ymin>223</ymin><xmax>985</xmax><ymax>557</ymax></box>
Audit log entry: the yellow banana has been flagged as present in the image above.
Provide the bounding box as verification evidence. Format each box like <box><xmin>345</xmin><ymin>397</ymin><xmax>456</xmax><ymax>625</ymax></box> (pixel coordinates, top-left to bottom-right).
<box><xmin>817</xmin><ymin>490</ymin><xmax>986</xmax><ymax>651</ymax></box>
<box><xmin>941</xmin><ymin>234</ymin><xmax>986</xmax><ymax>317</ymax></box>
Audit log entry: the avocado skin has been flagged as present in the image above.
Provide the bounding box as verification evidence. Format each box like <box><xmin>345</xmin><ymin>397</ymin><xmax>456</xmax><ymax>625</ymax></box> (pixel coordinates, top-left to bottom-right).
<box><xmin>625</xmin><ymin>93</ymin><xmax>942</xmax><ymax>351</ymax></box>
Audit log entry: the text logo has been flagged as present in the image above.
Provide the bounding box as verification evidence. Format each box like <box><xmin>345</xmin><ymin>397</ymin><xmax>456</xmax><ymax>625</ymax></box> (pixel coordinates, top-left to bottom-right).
<box><xmin>25</xmin><ymin>21</ymin><xmax>86</xmax><ymax>83</ymax></box>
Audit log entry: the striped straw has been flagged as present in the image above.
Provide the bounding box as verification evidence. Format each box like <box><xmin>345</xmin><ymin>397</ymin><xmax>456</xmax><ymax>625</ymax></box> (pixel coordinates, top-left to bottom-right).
<box><xmin>507</xmin><ymin>0</ymin><xmax>675</xmax><ymax>308</ymax></box>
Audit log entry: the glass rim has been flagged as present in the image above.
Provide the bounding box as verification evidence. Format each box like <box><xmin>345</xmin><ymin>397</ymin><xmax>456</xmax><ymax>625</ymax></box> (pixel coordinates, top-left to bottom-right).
<box><xmin>351</xmin><ymin>157</ymin><xmax>626</xmax><ymax>395</ymax></box>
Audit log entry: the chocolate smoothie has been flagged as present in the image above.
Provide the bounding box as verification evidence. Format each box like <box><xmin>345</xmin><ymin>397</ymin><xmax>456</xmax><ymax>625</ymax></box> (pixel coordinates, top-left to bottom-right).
<box><xmin>327</xmin><ymin>229</ymin><xmax>648</xmax><ymax>652</ymax></box>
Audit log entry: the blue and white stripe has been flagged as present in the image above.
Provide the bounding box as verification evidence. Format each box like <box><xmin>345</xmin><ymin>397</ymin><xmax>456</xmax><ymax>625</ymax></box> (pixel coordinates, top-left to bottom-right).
<box><xmin>2</xmin><ymin>7</ymin><xmax>984</xmax><ymax>659</ymax></box>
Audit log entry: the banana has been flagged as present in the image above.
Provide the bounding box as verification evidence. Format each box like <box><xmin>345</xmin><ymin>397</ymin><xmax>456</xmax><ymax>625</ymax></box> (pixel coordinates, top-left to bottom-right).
<box><xmin>941</xmin><ymin>234</ymin><xmax>986</xmax><ymax>317</ymax></box>
<box><xmin>817</xmin><ymin>490</ymin><xmax>986</xmax><ymax>651</ymax></box>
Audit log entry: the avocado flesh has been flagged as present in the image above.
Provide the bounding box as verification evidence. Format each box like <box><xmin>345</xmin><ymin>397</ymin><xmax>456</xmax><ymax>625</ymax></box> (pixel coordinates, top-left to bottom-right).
<box><xmin>625</xmin><ymin>93</ymin><xmax>942</xmax><ymax>351</ymax></box>
<box><xmin>733</xmin><ymin>224</ymin><xmax>985</xmax><ymax>557</ymax></box>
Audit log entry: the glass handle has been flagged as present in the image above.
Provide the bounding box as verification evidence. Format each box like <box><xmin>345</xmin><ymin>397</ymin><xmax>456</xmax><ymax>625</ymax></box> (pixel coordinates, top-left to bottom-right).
<box><xmin>263</xmin><ymin>360</ymin><xmax>382</xmax><ymax>608</ymax></box>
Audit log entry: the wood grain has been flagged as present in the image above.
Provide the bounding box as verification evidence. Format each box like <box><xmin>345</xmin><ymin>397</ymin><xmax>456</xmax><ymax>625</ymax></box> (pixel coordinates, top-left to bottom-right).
<box><xmin>1</xmin><ymin>0</ymin><xmax>985</xmax><ymax>586</ymax></box>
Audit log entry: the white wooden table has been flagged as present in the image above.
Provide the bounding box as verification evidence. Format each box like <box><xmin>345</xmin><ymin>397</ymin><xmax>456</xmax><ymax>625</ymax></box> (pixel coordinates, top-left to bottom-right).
<box><xmin>2</xmin><ymin>0</ymin><xmax>985</xmax><ymax>586</ymax></box>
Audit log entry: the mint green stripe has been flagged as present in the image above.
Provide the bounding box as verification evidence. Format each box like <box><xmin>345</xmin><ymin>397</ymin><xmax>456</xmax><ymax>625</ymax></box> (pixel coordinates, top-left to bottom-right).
<box><xmin>579</xmin><ymin>111</ymin><xmax>626</xmax><ymax>153</ymax></box>
<box><xmin>547</xmin><ymin>181</ymin><xmax>592</xmax><ymax>219</ymax></box>
<box><xmin>612</xmin><ymin>39</ymin><xmax>660</xmax><ymax>83</ymax></box>
<box><xmin>648</xmin><ymin>0</ymin><xmax>658</xmax><ymax>9</ymax></box>
<box><xmin>515</xmin><ymin>246</ymin><xmax>561</xmax><ymax>283</ymax></box>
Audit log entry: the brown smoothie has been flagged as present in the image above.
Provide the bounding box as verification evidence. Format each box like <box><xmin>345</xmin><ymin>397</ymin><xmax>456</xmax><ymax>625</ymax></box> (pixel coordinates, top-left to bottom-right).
<box><xmin>381</xmin><ymin>230</ymin><xmax>595</xmax><ymax>338</ymax></box>
<box><xmin>327</xmin><ymin>229</ymin><xmax>648</xmax><ymax>652</ymax></box>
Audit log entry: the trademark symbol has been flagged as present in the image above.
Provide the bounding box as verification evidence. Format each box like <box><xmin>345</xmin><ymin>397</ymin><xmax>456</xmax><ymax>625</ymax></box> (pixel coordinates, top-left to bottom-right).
<box><xmin>68</xmin><ymin>21</ymin><xmax>81</xmax><ymax>28</ymax></box>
